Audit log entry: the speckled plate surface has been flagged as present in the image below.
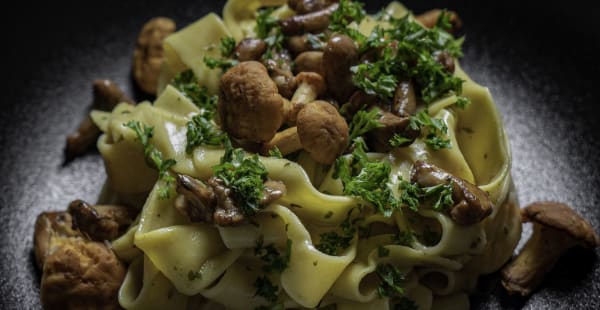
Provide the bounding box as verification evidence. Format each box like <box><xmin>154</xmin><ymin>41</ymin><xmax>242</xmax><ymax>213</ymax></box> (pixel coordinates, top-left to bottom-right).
<box><xmin>1</xmin><ymin>0</ymin><xmax>599</xmax><ymax>309</ymax></box>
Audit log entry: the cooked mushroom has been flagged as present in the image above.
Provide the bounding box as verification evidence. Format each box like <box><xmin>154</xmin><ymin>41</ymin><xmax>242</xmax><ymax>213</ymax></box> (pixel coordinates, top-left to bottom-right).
<box><xmin>322</xmin><ymin>34</ymin><xmax>359</xmax><ymax>103</ymax></box>
<box><xmin>65</xmin><ymin>80</ymin><xmax>134</xmax><ymax>161</ymax></box>
<box><xmin>279</xmin><ymin>3</ymin><xmax>339</xmax><ymax>35</ymax></box>
<box><xmin>218</xmin><ymin>61</ymin><xmax>286</xmax><ymax>143</ymax></box>
<box><xmin>415</xmin><ymin>9</ymin><xmax>462</xmax><ymax>33</ymax></box>
<box><xmin>288</xmin><ymin>0</ymin><xmax>339</xmax><ymax>14</ymax></box>
<box><xmin>41</xmin><ymin>238</ymin><xmax>126</xmax><ymax>310</ymax></box>
<box><xmin>34</xmin><ymin>212</ymin><xmax>82</xmax><ymax>270</ymax></box>
<box><xmin>263</xmin><ymin>100</ymin><xmax>349</xmax><ymax>164</ymax></box>
<box><xmin>433</xmin><ymin>51</ymin><xmax>455</xmax><ymax>74</ymax></box>
<box><xmin>501</xmin><ymin>202</ymin><xmax>600</xmax><ymax>296</ymax></box>
<box><xmin>175</xmin><ymin>174</ymin><xmax>216</xmax><ymax>223</ymax></box>
<box><xmin>289</xmin><ymin>72</ymin><xmax>327</xmax><ymax>122</ymax></box>
<box><xmin>287</xmin><ymin>34</ymin><xmax>325</xmax><ymax>55</ymax></box>
<box><xmin>175</xmin><ymin>174</ymin><xmax>286</xmax><ymax>226</ymax></box>
<box><xmin>263</xmin><ymin>49</ymin><xmax>297</xmax><ymax>98</ymax></box>
<box><xmin>294</xmin><ymin>51</ymin><xmax>324</xmax><ymax>77</ymax></box>
<box><xmin>68</xmin><ymin>199</ymin><xmax>137</xmax><ymax>242</ymax></box>
<box><xmin>133</xmin><ymin>17</ymin><xmax>176</xmax><ymax>95</ymax></box>
<box><xmin>235</xmin><ymin>38</ymin><xmax>267</xmax><ymax>61</ymax></box>
<box><xmin>410</xmin><ymin>161</ymin><xmax>493</xmax><ymax>225</ymax></box>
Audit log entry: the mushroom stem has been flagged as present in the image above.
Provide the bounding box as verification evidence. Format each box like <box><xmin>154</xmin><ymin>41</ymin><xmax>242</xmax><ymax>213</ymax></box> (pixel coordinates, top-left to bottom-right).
<box><xmin>501</xmin><ymin>224</ymin><xmax>576</xmax><ymax>296</ymax></box>
<box><xmin>289</xmin><ymin>72</ymin><xmax>326</xmax><ymax>123</ymax></box>
<box><xmin>262</xmin><ymin>127</ymin><xmax>302</xmax><ymax>155</ymax></box>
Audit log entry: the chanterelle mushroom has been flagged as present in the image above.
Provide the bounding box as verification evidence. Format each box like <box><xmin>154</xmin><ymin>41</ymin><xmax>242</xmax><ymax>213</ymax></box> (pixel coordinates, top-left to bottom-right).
<box><xmin>263</xmin><ymin>100</ymin><xmax>349</xmax><ymax>165</ymax></box>
<box><xmin>501</xmin><ymin>202</ymin><xmax>600</xmax><ymax>296</ymax></box>
<box><xmin>218</xmin><ymin>61</ymin><xmax>286</xmax><ymax>143</ymax></box>
<box><xmin>411</xmin><ymin>160</ymin><xmax>493</xmax><ymax>225</ymax></box>
<box><xmin>41</xmin><ymin>238</ymin><xmax>126</xmax><ymax>310</ymax></box>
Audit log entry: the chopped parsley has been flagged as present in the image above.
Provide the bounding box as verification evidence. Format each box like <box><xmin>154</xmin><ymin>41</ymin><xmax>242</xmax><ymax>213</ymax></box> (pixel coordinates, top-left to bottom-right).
<box><xmin>125</xmin><ymin>121</ymin><xmax>177</xmax><ymax>199</ymax></box>
<box><xmin>185</xmin><ymin>111</ymin><xmax>226</xmax><ymax>153</ymax></box>
<box><xmin>397</xmin><ymin>178</ymin><xmax>454</xmax><ymax>212</ymax></box>
<box><xmin>350</xmin><ymin>13</ymin><xmax>466</xmax><ymax>104</ymax></box>
<box><xmin>212</xmin><ymin>140</ymin><xmax>269</xmax><ymax>216</ymax></box>
<box><xmin>376</xmin><ymin>263</ymin><xmax>406</xmax><ymax>298</ymax></box>
<box><xmin>408</xmin><ymin>110</ymin><xmax>451</xmax><ymax>150</ymax></box>
<box><xmin>203</xmin><ymin>56</ymin><xmax>238</xmax><ymax>71</ymax></box>
<box><xmin>220</xmin><ymin>36</ymin><xmax>236</xmax><ymax>57</ymax></box>
<box><xmin>329</xmin><ymin>0</ymin><xmax>367</xmax><ymax>42</ymax></box>
<box><xmin>316</xmin><ymin>209</ymin><xmax>358</xmax><ymax>255</ymax></box>
<box><xmin>455</xmin><ymin>96</ymin><xmax>471</xmax><ymax>109</ymax></box>
<box><xmin>378</xmin><ymin>245</ymin><xmax>390</xmax><ymax>257</ymax></box>
<box><xmin>348</xmin><ymin>108</ymin><xmax>384</xmax><ymax>141</ymax></box>
<box><xmin>393</xmin><ymin>297</ymin><xmax>419</xmax><ymax>310</ymax></box>
<box><xmin>255</xmin><ymin>7</ymin><xmax>284</xmax><ymax>61</ymax></box>
<box><xmin>391</xmin><ymin>230</ymin><xmax>415</xmax><ymax>246</ymax></box>
<box><xmin>268</xmin><ymin>147</ymin><xmax>283</xmax><ymax>158</ymax></box>
<box><xmin>170</xmin><ymin>70</ymin><xmax>218</xmax><ymax>111</ymax></box>
<box><xmin>334</xmin><ymin>138</ymin><xmax>399</xmax><ymax>217</ymax></box>
<box><xmin>306</xmin><ymin>33</ymin><xmax>325</xmax><ymax>50</ymax></box>
<box><xmin>254</xmin><ymin>275</ymin><xmax>279</xmax><ymax>303</ymax></box>
<box><xmin>187</xmin><ymin>270</ymin><xmax>201</xmax><ymax>281</ymax></box>
<box><xmin>255</xmin><ymin>236</ymin><xmax>292</xmax><ymax>273</ymax></box>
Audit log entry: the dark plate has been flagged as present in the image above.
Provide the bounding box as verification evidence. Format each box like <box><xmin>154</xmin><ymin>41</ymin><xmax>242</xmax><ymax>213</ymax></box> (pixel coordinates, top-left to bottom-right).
<box><xmin>1</xmin><ymin>0</ymin><xmax>599</xmax><ymax>309</ymax></box>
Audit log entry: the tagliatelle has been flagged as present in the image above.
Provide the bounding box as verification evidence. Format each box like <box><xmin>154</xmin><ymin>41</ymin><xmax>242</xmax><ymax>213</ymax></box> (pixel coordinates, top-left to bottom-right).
<box><xmin>93</xmin><ymin>1</ymin><xmax>521</xmax><ymax>309</ymax></box>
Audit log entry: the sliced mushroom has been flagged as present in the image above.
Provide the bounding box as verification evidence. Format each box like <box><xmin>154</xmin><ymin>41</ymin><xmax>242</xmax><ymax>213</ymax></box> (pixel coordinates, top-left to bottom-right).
<box><xmin>65</xmin><ymin>80</ymin><xmax>134</xmax><ymax>161</ymax></box>
<box><xmin>67</xmin><ymin>199</ymin><xmax>137</xmax><ymax>242</ymax></box>
<box><xmin>34</xmin><ymin>212</ymin><xmax>82</xmax><ymax>270</ymax></box>
<box><xmin>289</xmin><ymin>72</ymin><xmax>327</xmax><ymax>122</ymax></box>
<box><xmin>279</xmin><ymin>3</ymin><xmax>339</xmax><ymax>35</ymax></box>
<box><xmin>323</xmin><ymin>34</ymin><xmax>359</xmax><ymax>103</ymax></box>
<box><xmin>218</xmin><ymin>61</ymin><xmax>286</xmax><ymax>143</ymax></box>
<box><xmin>288</xmin><ymin>0</ymin><xmax>339</xmax><ymax>14</ymax></box>
<box><xmin>175</xmin><ymin>174</ymin><xmax>216</xmax><ymax>223</ymax></box>
<box><xmin>294</xmin><ymin>51</ymin><xmax>324</xmax><ymax>77</ymax></box>
<box><xmin>410</xmin><ymin>161</ymin><xmax>493</xmax><ymax>225</ymax></box>
<box><xmin>263</xmin><ymin>100</ymin><xmax>349</xmax><ymax>164</ymax></box>
<box><xmin>235</xmin><ymin>38</ymin><xmax>267</xmax><ymax>61</ymax></box>
<box><xmin>501</xmin><ymin>202</ymin><xmax>600</xmax><ymax>296</ymax></box>
<box><xmin>415</xmin><ymin>9</ymin><xmax>462</xmax><ymax>33</ymax></box>
<box><xmin>41</xmin><ymin>238</ymin><xmax>126</xmax><ymax>310</ymax></box>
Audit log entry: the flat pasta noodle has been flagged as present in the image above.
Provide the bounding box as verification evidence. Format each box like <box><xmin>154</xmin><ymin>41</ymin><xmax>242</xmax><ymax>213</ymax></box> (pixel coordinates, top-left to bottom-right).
<box><xmin>88</xmin><ymin>1</ymin><xmax>522</xmax><ymax>309</ymax></box>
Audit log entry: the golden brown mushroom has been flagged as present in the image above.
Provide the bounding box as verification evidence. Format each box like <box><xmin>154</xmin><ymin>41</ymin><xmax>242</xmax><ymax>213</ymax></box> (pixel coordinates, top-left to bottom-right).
<box><xmin>68</xmin><ymin>199</ymin><xmax>137</xmax><ymax>242</ymax></box>
<box><xmin>234</xmin><ymin>38</ymin><xmax>267</xmax><ymax>61</ymax></box>
<box><xmin>133</xmin><ymin>17</ymin><xmax>176</xmax><ymax>95</ymax></box>
<box><xmin>288</xmin><ymin>0</ymin><xmax>339</xmax><ymax>14</ymax></box>
<box><xmin>41</xmin><ymin>239</ymin><xmax>126</xmax><ymax>310</ymax></box>
<box><xmin>34</xmin><ymin>212</ymin><xmax>81</xmax><ymax>270</ymax></box>
<box><xmin>294</xmin><ymin>51</ymin><xmax>325</xmax><ymax>77</ymax></box>
<box><xmin>410</xmin><ymin>161</ymin><xmax>493</xmax><ymax>225</ymax></box>
<box><xmin>218</xmin><ymin>61</ymin><xmax>286</xmax><ymax>143</ymax></box>
<box><xmin>289</xmin><ymin>72</ymin><xmax>327</xmax><ymax>123</ymax></box>
<box><xmin>263</xmin><ymin>100</ymin><xmax>349</xmax><ymax>164</ymax></box>
<box><xmin>501</xmin><ymin>202</ymin><xmax>600</xmax><ymax>296</ymax></box>
<box><xmin>322</xmin><ymin>34</ymin><xmax>359</xmax><ymax>103</ymax></box>
<box><xmin>279</xmin><ymin>3</ymin><xmax>339</xmax><ymax>35</ymax></box>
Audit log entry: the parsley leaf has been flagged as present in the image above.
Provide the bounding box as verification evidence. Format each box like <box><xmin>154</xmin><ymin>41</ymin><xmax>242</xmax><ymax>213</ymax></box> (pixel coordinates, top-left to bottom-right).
<box><xmin>348</xmin><ymin>108</ymin><xmax>384</xmax><ymax>141</ymax></box>
<box><xmin>329</xmin><ymin>0</ymin><xmax>367</xmax><ymax>42</ymax></box>
<box><xmin>212</xmin><ymin>140</ymin><xmax>269</xmax><ymax>216</ymax></box>
<box><xmin>397</xmin><ymin>180</ymin><xmax>421</xmax><ymax>211</ymax></box>
<box><xmin>203</xmin><ymin>56</ymin><xmax>239</xmax><ymax>71</ymax></box>
<box><xmin>420</xmin><ymin>181</ymin><xmax>454</xmax><ymax>211</ymax></box>
<box><xmin>255</xmin><ymin>8</ymin><xmax>279</xmax><ymax>39</ymax></box>
<box><xmin>185</xmin><ymin>111</ymin><xmax>226</xmax><ymax>153</ymax></box>
<box><xmin>220</xmin><ymin>36</ymin><xmax>236</xmax><ymax>57</ymax></box>
<box><xmin>268</xmin><ymin>146</ymin><xmax>283</xmax><ymax>158</ymax></box>
<box><xmin>394</xmin><ymin>297</ymin><xmax>419</xmax><ymax>310</ymax></box>
<box><xmin>389</xmin><ymin>134</ymin><xmax>413</xmax><ymax>148</ymax></box>
<box><xmin>254</xmin><ymin>276</ymin><xmax>279</xmax><ymax>303</ymax></box>
<box><xmin>125</xmin><ymin>121</ymin><xmax>177</xmax><ymax>199</ymax></box>
<box><xmin>335</xmin><ymin>139</ymin><xmax>399</xmax><ymax>217</ymax></box>
<box><xmin>316</xmin><ymin>209</ymin><xmax>357</xmax><ymax>255</ymax></box>
<box><xmin>378</xmin><ymin>245</ymin><xmax>390</xmax><ymax>257</ymax></box>
<box><xmin>455</xmin><ymin>96</ymin><xmax>471</xmax><ymax>109</ymax></box>
<box><xmin>255</xmin><ymin>236</ymin><xmax>292</xmax><ymax>273</ymax></box>
<box><xmin>170</xmin><ymin>70</ymin><xmax>218</xmax><ymax>111</ymax></box>
<box><xmin>376</xmin><ymin>263</ymin><xmax>406</xmax><ymax>298</ymax></box>
<box><xmin>409</xmin><ymin>110</ymin><xmax>451</xmax><ymax>150</ymax></box>
<box><xmin>397</xmin><ymin>177</ymin><xmax>454</xmax><ymax>212</ymax></box>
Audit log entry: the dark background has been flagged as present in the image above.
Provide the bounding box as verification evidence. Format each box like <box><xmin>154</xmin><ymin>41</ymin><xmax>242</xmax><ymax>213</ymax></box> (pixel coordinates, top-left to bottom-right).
<box><xmin>1</xmin><ymin>0</ymin><xmax>599</xmax><ymax>309</ymax></box>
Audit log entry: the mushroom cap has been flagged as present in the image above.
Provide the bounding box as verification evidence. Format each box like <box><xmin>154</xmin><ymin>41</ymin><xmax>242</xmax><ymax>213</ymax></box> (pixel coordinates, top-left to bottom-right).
<box><xmin>295</xmin><ymin>72</ymin><xmax>326</xmax><ymax>96</ymax></box>
<box><xmin>523</xmin><ymin>202</ymin><xmax>600</xmax><ymax>248</ymax></box>
<box><xmin>297</xmin><ymin>100</ymin><xmax>349</xmax><ymax>164</ymax></box>
<box><xmin>218</xmin><ymin>61</ymin><xmax>285</xmax><ymax>142</ymax></box>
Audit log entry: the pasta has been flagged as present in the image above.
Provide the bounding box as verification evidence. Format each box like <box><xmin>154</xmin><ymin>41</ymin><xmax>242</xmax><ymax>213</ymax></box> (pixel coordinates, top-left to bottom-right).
<box><xmin>53</xmin><ymin>1</ymin><xmax>523</xmax><ymax>309</ymax></box>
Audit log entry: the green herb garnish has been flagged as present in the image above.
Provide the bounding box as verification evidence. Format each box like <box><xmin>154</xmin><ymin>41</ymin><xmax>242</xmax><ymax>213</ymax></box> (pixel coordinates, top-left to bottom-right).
<box><xmin>376</xmin><ymin>263</ymin><xmax>406</xmax><ymax>298</ymax></box>
<box><xmin>255</xmin><ymin>236</ymin><xmax>292</xmax><ymax>273</ymax></box>
<box><xmin>348</xmin><ymin>108</ymin><xmax>384</xmax><ymax>141</ymax></box>
<box><xmin>185</xmin><ymin>111</ymin><xmax>226</xmax><ymax>153</ymax></box>
<box><xmin>125</xmin><ymin>121</ymin><xmax>177</xmax><ymax>199</ymax></box>
<box><xmin>171</xmin><ymin>70</ymin><xmax>218</xmax><ymax>111</ymax></box>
